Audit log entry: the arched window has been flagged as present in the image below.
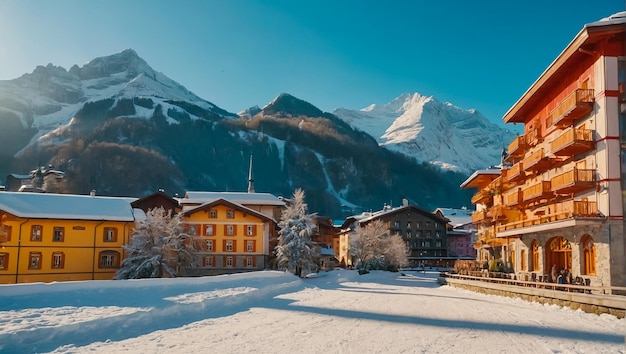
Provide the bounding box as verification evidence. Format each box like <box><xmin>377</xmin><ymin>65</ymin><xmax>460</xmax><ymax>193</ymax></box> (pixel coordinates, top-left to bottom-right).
<box><xmin>520</xmin><ymin>249</ymin><xmax>527</xmax><ymax>271</ymax></box>
<box><xmin>531</xmin><ymin>240</ymin><xmax>540</xmax><ymax>271</ymax></box>
<box><xmin>581</xmin><ymin>235</ymin><xmax>596</xmax><ymax>275</ymax></box>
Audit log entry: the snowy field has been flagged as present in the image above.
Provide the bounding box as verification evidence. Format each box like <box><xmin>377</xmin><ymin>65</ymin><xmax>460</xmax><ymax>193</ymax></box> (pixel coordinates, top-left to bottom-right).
<box><xmin>0</xmin><ymin>270</ymin><xmax>623</xmax><ymax>353</ymax></box>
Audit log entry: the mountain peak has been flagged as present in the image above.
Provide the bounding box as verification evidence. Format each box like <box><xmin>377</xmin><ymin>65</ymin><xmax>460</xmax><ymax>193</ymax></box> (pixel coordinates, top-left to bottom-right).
<box><xmin>72</xmin><ymin>48</ymin><xmax>154</xmax><ymax>81</ymax></box>
<box><xmin>261</xmin><ymin>93</ymin><xmax>324</xmax><ymax>117</ymax></box>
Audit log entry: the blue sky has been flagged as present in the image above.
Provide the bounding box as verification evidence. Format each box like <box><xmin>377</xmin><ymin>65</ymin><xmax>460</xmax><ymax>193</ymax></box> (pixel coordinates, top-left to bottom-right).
<box><xmin>0</xmin><ymin>1</ymin><xmax>623</xmax><ymax>127</ymax></box>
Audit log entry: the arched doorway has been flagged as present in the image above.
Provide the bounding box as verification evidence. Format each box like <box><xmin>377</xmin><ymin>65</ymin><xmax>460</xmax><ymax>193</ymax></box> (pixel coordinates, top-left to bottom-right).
<box><xmin>546</xmin><ymin>236</ymin><xmax>572</xmax><ymax>273</ymax></box>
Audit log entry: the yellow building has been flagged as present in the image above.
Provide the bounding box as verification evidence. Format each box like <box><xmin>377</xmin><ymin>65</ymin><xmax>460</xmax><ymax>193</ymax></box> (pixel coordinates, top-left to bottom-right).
<box><xmin>0</xmin><ymin>192</ymin><xmax>138</xmax><ymax>284</ymax></box>
<box><xmin>179</xmin><ymin>192</ymin><xmax>285</xmax><ymax>275</ymax></box>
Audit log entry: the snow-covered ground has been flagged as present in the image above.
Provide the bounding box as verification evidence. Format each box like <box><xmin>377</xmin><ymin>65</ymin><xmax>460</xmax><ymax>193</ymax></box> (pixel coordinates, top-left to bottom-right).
<box><xmin>0</xmin><ymin>270</ymin><xmax>623</xmax><ymax>353</ymax></box>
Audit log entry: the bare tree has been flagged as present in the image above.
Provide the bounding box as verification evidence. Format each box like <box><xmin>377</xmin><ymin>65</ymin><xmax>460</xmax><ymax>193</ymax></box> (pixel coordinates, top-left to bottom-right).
<box><xmin>350</xmin><ymin>220</ymin><xmax>408</xmax><ymax>273</ymax></box>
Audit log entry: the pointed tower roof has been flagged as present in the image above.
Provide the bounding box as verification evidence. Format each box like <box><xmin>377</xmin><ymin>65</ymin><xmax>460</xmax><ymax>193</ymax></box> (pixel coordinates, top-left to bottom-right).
<box><xmin>247</xmin><ymin>154</ymin><xmax>255</xmax><ymax>193</ymax></box>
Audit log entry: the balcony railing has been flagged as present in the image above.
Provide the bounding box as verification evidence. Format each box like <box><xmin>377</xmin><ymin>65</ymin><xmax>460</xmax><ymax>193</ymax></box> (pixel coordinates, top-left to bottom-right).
<box><xmin>471</xmin><ymin>188</ymin><xmax>492</xmax><ymax>204</ymax></box>
<box><xmin>551</xmin><ymin>128</ymin><xmax>594</xmax><ymax>156</ymax></box>
<box><xmin>522</xmin><ymin>181</ymin><xmax>552</xmax><ymax>203</ymax></box>
<box><xmin>471</xmin><ymin>209</ymin><xmax>492</xmax><ymax>224</ymax></box>
<box><xmin>505</xmin><ymin>189</ymin><xmax>522</xmax><ymax>206</ymax></box>
<box><xmin>495</xmin><ymin>199</ymin><xmax>600</xmax><ymax>233</ymax></box>
<box><xmin>551</xmin><ymin>168</ymin><xmax>595</xmax><ymax>194</ymax></box>
<box><xmin>523</xmin><ymin>148</ymin><xmax>554</xmax><ymax>173</ymax></box>
<box><xmin>507</xmin><ymin>135</ymin><xmax>527</xmax><ymax>160</ymax></box>
<box><xmin>506</xmin><ymin>161</ymin><xmax>525</xmax><ymax>182</ymax></box>
<box><xmin>548</xmin><ymin>89</ymin><xmax>594</xmax><ymax>128</ymax></box>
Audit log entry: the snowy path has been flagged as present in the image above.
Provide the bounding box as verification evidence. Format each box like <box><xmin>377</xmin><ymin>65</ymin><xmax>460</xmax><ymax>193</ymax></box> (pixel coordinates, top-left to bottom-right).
<box><xmin>0</xmin><ymin>270</ymin><xmax>623</xmax><ymax>353</ymax></box>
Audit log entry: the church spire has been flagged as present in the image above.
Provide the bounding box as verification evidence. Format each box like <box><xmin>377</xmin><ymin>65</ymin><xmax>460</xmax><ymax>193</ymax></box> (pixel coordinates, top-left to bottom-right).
<box><xmin>247</xmin><ymin>154</ymin><xmax>255</xmax><ymax>193</ymax></box>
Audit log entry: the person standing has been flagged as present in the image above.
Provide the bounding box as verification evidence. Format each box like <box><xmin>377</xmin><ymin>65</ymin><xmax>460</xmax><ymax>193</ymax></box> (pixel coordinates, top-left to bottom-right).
<box><xmin>551</xmin><ymin>264</ymin><xmax>558</xmax><ymax>283</ymax></box>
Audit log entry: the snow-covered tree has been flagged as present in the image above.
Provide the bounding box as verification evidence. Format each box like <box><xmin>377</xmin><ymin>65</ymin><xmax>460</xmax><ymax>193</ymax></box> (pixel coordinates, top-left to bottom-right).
<box><xmin>350</xmin><ymin>220</ymin><xmax>408</xmax><ymax>272</ymax></box>
<box><xmin>275</xmin><ymin>188</ymin><xmax>317</xmax><ymax>277</ymax></box>
<box><xmin>116</xmin><ymin>207</ymin><xmax>201</xmax><ymax>279</ymax></box>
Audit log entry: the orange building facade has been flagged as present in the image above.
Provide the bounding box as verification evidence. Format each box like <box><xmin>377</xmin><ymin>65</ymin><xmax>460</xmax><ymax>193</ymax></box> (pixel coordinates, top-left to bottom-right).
<box><xmin>462</xmin><ymin>13</ymin><xmax>626</xmax><ymax>287</ymax></box>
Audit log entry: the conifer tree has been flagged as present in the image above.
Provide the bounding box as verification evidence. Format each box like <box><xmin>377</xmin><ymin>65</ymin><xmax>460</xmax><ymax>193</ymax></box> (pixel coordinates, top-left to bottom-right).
<box><xmin>275</xmin><ymin>188</ymin><xmax>317</xmax><ymax>277</ymax></box>
<box><xmin>116</xmin><ymin>207</ymin><xmax>201</xmax><ymax>279</ymax></box>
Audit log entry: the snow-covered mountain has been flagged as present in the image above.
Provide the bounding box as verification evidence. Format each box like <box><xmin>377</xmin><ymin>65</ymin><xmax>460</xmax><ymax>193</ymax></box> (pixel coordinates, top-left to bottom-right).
<box><xmin>0</xmin><ymin>49</ymin><xmax>234</xmax><ymax>153</ymax></box>
<box><xmin>334</xmin><ymin>93</ymin><xmax>517</xmax><ymax>173</ymax></box>
<box><xmin>0</xmin><ymin>50</ymin><xmax>475</xmax><ymax>217</ymax></box>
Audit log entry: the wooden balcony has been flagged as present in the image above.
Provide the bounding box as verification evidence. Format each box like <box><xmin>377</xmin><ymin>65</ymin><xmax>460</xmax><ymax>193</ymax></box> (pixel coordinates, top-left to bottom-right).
<box><xmin>491</xmin><ymin>205</ymin><xmax>512</xmax><ymax>221</ymax></box>
<box><xmin>471</xmin><ymin>188</ymin><xmax>492</xmax><ymax>204</ymax></box>
<box><xmin>551</xmin><ymin>128</ymin><xmax>594</xmax><ymax>157</ymax></box>
<box><xmin>505</xmin><ymin>189</ymin><xmax>522</xmax><ymax>207</ymax></box>
<box><xmin>551</xmin><ymin>168</ymin><xmax>595</xmax><ymax>194</ymax></box>
<box><xmin>522</xmin><ymin>181</ymin><xmax>553</xmax><ymax>203</ymax></box>
<box><xmin>507</xmin><ymin>135</ymin><xmax>527</xmax><ymax>160</ymax></box>
<box><xmin>523</xmin><ymin>148</ymin><xmax>553</xmax><ymax>173</ymax></box>
<box><xmin>548</xmin><ymin>89</ymin><xmax>594</xmax><ymax>128</ymax></box>
<box><xmin>495</xmin><ymin>199</ymin><xmax>600</xmax><ymax>233</ymax></box>
<box><xmin>506</xmin><ymin>161</ymin><xmax>525</xmax><ymax>182</ymax></box>
<box><xmin>471</xmin><ymin>209</ymin><xmax>492</xmax><ymax>224</ymax></box>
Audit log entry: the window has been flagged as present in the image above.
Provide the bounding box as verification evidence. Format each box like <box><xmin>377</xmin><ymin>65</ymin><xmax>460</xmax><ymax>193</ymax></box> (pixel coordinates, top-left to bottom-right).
<box><xmin>531</xmin><ymin>240</ymin><xmax>540</xmax><ymax>272</ymax></box>
<box><xmin>582</xmin><ymin>235</ymin><xmax>596</xmax><ymax>275</ymax></box>
<box><xmin>29</xmin><ymin>252</ymin><xmax>42</xmax><ymax>270</ymax></box>
<box><xmin>435</xmin><ymin>240</ymin><xmax>442</xmax><ymax>248</ymax></box>
<box><xmin>521</xmin><ymin>249</ymin><xmax>527</xmax><ymax>271</ymax></box>
<box><xmin>406</xmin><ymin>231</ymin><xmax>412</xmax><ymax>239</ymax></box>
<box><xmin>0</xmin><ymin>253</ymin><xmax>8</xmax><ymax>270</ymax></box>
<box><xmin>226</xmin><ymin>256</ymin><xmax>233</xmax><ymax>267</ymax></box>
<box><xmin>205</xmin><ymin>224</ymin><xmax>215</xmax><ymax>236</ymax></box>
<box><xmin>426</xmin><ymin>231</ymin><xmax>431</xmax><ymax>239</ymax></box>
<box><xmin>406</xmin><ymin>221</ymin><xmax>411</xmax><ymax>229</ymax></box>
<box><xmin>393</xmin><ymin>221</ymin><xmax>400</xmax><ymax>229</ymax></box>
<box><xmin>104</xmin><ymin>227</ymin><xmax>117</xmax><ymax>242</ymax></box>
<box><xmin>209</xmin><ymin>210</ymin><xmax>217</xmax><ymax>218</ymax></box>
<box><xmin>51</xmin><ymin>252</ymin><xmax>65</xmax><ymax>269</ymax></box>
<box><xmin>99</xmin><ymin>251</ymin><xmax>120</xmax><ymax>268</ymax></box>
<box><xmin>435</xmin><ymin>222</ymin><xmax>439</xmax><ymax>228</ymax></box>
<box><xmin>245</xmin><ymin>257</ymin><xmax>254</xmax><ymax>267</ymax></box>
<box><xmin>206</xmin><ymin>239</ymin><xmax>214</xmax><ymax>252</ymax></box>
<box><xmin>31</xmin><ymin>225</ymin><xmax>43</xmax><ymax>241</ymax></box>
<box><xmin>0</xmin><ymin>226</ymin><xmax>11</xmax><ymax>242</ymax></box>
<box><xmin>435</xmin><ymin>231</ymin><xmax>440</xmax><ymax>238</ymax></box>
<box><xmin>246</xmin><ymin>240</ymin><xmax>254</xmax><ymax>252</ymax></box>
<box><xmin>246</xmin><ymin>225</ymin><xmax>256</xmax><ymax>236</ymax></box>
<box><xmin>226</xmin><ymin>210</ymin><xmax>235</xmax><ymax>219</ymax></box>
<box><xmin>203</xmin><ymin>256</ymin><xmax>214</xmax><ymax>267</ymax></box>
<box><xmin>416</xmin><ymin>222</ymin><xmax>421</xmax><ymax>229</ymax></box>
<box><xmin>53</xmin><ymin>227</ymin><xmax>64</xmax><ymax>242</ymax></box>
<box><xmin>225</xmin><ymin>224</ymin><xmax>235</xmax><ymax>236</ymax></box>
<box><xmin>225</xmin><ymin>240</ymin><xmax>234</xmax><ymax>252</ymax></box>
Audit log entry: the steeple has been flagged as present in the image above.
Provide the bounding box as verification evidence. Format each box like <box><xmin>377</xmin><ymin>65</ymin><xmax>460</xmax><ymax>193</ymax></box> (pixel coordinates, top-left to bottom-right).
<box><xmin>247</xmin><ymin>154</ymin><xmax>255</xmax><ymax>193</ymax></box>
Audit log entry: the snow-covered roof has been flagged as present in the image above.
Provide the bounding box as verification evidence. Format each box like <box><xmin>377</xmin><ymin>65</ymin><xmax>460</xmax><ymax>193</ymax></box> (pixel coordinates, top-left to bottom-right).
<box><xmin>182</xmin><ymin>198</ymin><xmax>275</xmax><ymax>223</ymax></box>
<box><xmin>182</xmin><ymin>192</ymin><xmax>285</xmax><ymax>207</ymax></box>
<box><xmin>349</xmin><ymin>204</ymin><xmax>447</xmax><ymax>225</ymax></box>
<box><xmin>459</xmin><ymin>168</ymin><xmax>501</xmax><ymax>189</ymax></box>
<box><xmin>434</xmin><ymin>207</ymin><xmax>472</xmax><ymax>227</ymax></box>
<box><xmin>0</xmin><ymin>192</ymin><xmax>136</xmax><ymax>221</ymax></box>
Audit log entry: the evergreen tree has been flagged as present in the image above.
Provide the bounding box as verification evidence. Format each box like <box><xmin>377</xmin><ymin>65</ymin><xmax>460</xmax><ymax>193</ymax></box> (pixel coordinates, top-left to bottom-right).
<box><xmin>275</xmin><ymin>188</ymin><xmax>317</xmax><ymax>277</ymax></box>
<box><xmin>116</xmin><ymin>207</ymin><xmax>201</xmax><ymax>279</ymax></box>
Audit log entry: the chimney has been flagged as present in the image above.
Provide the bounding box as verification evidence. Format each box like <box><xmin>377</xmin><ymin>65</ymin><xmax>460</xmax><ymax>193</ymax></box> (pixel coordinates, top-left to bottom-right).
<box><xmin>402</xmin><ymin>198</ymin><xmax>408</xmax><ymax>207</ymax></box>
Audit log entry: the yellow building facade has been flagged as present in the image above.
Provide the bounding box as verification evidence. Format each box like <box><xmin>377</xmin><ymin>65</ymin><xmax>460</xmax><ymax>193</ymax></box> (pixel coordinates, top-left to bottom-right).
<box><xmin>181</xmin><ymin>198</ymin><xmax>277</xmax><ymax>275</ymax></box>
<box><xmin>0</xmin><ymin>192</ymin><xmax>137</xmax><ymax>284</ymax></box>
